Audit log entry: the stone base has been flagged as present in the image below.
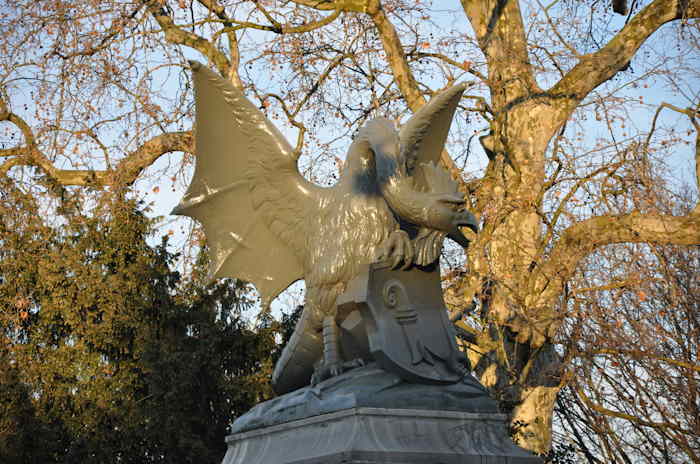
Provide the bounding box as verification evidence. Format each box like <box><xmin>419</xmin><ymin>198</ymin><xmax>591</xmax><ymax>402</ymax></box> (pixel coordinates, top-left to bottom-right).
<box><xmin>231</xmin><ymin>365</ymin><xmax>498</xmax><ymax>434</ymax></box>
<box><xmin>222</xmin><ymin>407</ymin><xmax>542</xmax><ymax>464</ymax></box>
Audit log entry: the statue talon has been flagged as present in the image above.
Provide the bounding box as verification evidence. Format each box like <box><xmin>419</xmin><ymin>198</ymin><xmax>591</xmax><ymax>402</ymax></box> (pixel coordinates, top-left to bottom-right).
<box><xmin>377</xmin><ymin>230</ymin><xmax>414</xmax><ymax>270</ymax></box>
<box><xmin>309</xmin><ymin>366</ymin><xmax>322</xmax><ymax>386</ymax></box>
<box><xmin>310</xmin><ymin>361</ymin><xmax>341</xmax><ymax>385</ymax></box>
<box><xmin>308</xmin><ymin>315</ymin><xmax>346</xmax><ymax>385</ymax></box>
<box><xmin>310</xmin><ymin>358</ymin><xmax>365</xmax><ymax>385</ymax></box>
<box><xmin>329</xmin><ymin>362</ymin><xmax>343</xmax><ymax>377</ymax></box>
<box><xmin>346</xmin><ymin>357</ymin><xmax>365</xmax><ymax>369</ymax></box>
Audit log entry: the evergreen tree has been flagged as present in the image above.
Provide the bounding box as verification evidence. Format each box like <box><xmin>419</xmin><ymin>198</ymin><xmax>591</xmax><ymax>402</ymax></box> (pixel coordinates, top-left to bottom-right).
<box><xmin>0</xmin><ymin>182</ymin><xmax>276</xmax><ymax>463</ymax></box>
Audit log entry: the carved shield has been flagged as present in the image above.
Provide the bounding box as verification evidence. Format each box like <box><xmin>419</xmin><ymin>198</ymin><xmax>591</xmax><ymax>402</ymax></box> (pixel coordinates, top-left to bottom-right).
<box><xmin>336</xmin><ymin>262</ymin><xmax>467</xmax><ymax>384</ymax></box>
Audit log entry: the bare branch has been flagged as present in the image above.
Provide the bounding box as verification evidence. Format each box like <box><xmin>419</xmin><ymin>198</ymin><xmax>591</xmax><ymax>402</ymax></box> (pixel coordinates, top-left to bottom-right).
<box><xmin>209</xmin><ymin>7</ymin><xmax>341</xmax><ymax>35</ymax></box>
<box><xmin>410</xmin><ymin>51</ymin><xmax>488</xmax><ymax>83</ymax></box>
<box><xmin>592</xmin><ymin>349</ymin><xmax>700</xmax><ymax>374</ymax></box>
<box><xmin>535</xmin><ymin>100</ymin><xmax>700</xmax><ymax>303</ymax></box>
<box><xmin>570</xmin><ymin>279</ymin><xmax>635</xmax><ymax>295</ymax></box>
<box><xmin>367</xmin><ymin>3</ymin><xmax>424</xmax><ymax>110</ymax></box>
<box><xmin>288</xmin><ymin>0</ymin><xmax>371</xmax><ymax>13</ymax></box>
<box><xmin>216</xmin><ymin>9</ymin><xmax>341</xmax><ymax>35</ymax></box>
<box><xmin>537</xmin><ymin>159</ymin><xmax>626</xmax><ymax>259</ymax></box>
<box><xmin>52</xmin><ymin>2</ymin><xmax>147</xmax><ymax>60</ymax></box>
<box><xmin>146</xmin><ymin>0</ymin><xmax>231</xmax><ymax>76</ymax></box>
<box><xmin>542</xmin><ymin>210</ymin><xmax>700</xmax><ymax>297</ymax></box>
<box><xmin>279</xmin><ymin>9</ymin><xmax>342</xmax><ymax>33</ymax></box>
<box><xmin>0</xmin><ymin>157</ymin><xmax>22</xmax><ymax>177</ymax></box>
<box><xmin>291</xmin><ymin>54</ymin><xmax>349</xmax><ymax>118</ymax></box>
<box><xmin>0</xmin><ymin>101</ymin><xmax>36</xmax><ymax>147</ymax></box>
<box><xmin>645</xmin><ymin>102</ymin><xmax>700</xmax><ymax>194</ymax></box>
<box><xmin>551</xmin><ymin>0</ymin><xmax>700</xmax><ymax>113</ymax></box>
<box><xmin>0</xmin><ymin>130</ymin><xmax>193</xmax><ymax>187</ymax></box>
<box><xmin>263</xmin><ymin>93</ymin><xmax>307</xmax><ymax>159</ymax></box>
<box><xmin>112</xmin><ymin>131</ymin><xmax>194</xmax><ymax>185</ymax></box>
<box><xmin>195</xmin><ymin>0</ymin><xmax>242</xmax><ymax>88</ymax></box>
<box><xmin>575</xmin><ymin>388</ymin><xmax>693</xmax><ymax>435</ymax></box>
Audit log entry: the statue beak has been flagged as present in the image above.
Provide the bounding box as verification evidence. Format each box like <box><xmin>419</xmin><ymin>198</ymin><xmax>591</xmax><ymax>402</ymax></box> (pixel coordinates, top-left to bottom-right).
<box><xmin>447</xmin><ymin>211</ymin><xmax>479</xmax><ymax>248</ymax></box>
<box><xmin>171</xmin><ymin>204</ymin><xmax>183</xmax><ymax>216</ymax></box>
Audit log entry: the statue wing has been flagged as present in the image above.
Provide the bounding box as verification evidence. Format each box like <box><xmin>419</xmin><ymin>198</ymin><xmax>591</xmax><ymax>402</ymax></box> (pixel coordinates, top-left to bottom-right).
<box><xmin>394</xmin><ymin>84</ymin><xmax>475</xmax><ymax>263</ymax></box>
<box><xmin>398</xmin><ymin>83</ymin><xmax>467</xmax><ymax>190</ymax></box>
<box><xmin>173</xmin><ymin>62</ymin><xmax>321</xmax><ymax>306</ymax></box>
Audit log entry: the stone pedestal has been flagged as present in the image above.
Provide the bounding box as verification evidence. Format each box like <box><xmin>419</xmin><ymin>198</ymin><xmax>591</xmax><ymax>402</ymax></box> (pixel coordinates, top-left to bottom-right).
<box><xmin>222</xmin><ymin>407</ymin><xmax>541</xmax><ymax>464</ymax></box>
<box><xmin>223</xmin><ymin>365</ymin><xmax>542</xmax><ymax>463</ymax></box>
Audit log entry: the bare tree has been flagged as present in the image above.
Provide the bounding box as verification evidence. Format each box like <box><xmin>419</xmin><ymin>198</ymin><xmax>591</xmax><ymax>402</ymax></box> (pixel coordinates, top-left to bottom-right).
<box><xmin>1</xmin><ymin>0</ymin><xmax>699</xmax><ymax>454</ymax></box>
<box><xmin>555</xmin><ymin>236</ymin><xmax>699</xmax><ymax>462</ymax></box>
<box><xmin>548</xmin><ymin>176</ymin><xmax>700</xmax><ymax>463</ymax></box>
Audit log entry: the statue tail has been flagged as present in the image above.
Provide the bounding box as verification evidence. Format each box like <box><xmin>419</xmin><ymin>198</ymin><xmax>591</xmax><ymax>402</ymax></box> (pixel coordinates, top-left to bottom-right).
<box><xmin>272</xmin><ymin>308</ymin><xmax>323</xmax><ymax>394</ymax></box>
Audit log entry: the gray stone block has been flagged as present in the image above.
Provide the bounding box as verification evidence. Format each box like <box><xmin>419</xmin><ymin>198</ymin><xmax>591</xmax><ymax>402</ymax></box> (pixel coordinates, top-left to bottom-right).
<box><xmin>222</xmin><ymin>407</ymin><xmax>543</xmax><ymax>464</ymax></box>
<box><xmin>231</xmin><ymin>365</ymin><xmax>498</xmax><ymax>434</ymax></box>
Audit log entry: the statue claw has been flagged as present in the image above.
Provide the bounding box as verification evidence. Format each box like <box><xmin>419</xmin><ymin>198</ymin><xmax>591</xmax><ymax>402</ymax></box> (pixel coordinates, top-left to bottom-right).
<box><xmin>310</xmin><ymin>358</ymin><xmax>367</xmax><ymax>385</ymax></box>
<box><xmin>377</xmin><ymin>230</ymin><xmax>414</xmax><ymax>269</ymax></box>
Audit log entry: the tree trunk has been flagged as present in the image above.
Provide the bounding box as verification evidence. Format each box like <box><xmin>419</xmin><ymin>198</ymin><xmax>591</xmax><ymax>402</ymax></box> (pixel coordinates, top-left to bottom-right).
<box><xmin>465</xmin><ymin>92</ymin><xmax>568</xmax><ymax>453</ymax></box>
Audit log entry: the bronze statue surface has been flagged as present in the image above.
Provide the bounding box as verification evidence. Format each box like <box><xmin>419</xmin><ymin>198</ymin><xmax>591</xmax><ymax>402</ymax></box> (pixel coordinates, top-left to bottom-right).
<box><xmin>173</xmin><ymin>62</ymin><xmax>478</xmax><ymax>394</ymax></box>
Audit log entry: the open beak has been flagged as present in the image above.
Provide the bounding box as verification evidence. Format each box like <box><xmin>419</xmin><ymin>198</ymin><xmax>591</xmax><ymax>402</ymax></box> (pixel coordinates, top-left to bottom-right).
<box><xmin>447</xmin><ymin>210</ymin><xmax>479</xmax><ymax>247</ymax></box>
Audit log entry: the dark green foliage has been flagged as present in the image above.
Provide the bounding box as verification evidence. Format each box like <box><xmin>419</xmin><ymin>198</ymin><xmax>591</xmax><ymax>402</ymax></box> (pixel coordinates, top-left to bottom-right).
<box><xmin>274</xmin><ymin>304</ymin><xmax>303</xmax><ymax>364</ymax></box>
<box><xmin>0</xmin><ymin>183</ymin><xmax>276</xmax><ymax>463</ymax></box>
<box><xmin>0</xmin><ymin>346</ymin><xmax>54</xmax><ymax>464</ymax></box>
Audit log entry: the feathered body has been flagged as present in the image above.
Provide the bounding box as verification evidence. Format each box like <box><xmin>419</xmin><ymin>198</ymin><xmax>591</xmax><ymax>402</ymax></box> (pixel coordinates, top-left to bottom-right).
<box><xmin>174</xmin><ymin>63</ymin><xmax>477</xmax><ymax>394</ymax></box>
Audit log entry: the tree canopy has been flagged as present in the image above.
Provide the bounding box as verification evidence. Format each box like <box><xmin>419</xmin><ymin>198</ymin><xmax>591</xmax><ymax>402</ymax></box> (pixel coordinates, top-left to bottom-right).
<box><xmin>0</xmin><ymin>183</ymin><xmax>277</xmax><ymax>463</ymax></box>
<box><xmin>1</xmin><ymin>0</ymin><xmax>699</xmax><ymax>458</ymax></box>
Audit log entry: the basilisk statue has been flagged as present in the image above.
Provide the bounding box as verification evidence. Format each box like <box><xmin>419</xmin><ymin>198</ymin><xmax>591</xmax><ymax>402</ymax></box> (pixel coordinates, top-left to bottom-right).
<box><xmin>173</xmin><ymin>62</ymin><xmax>477</xmax><ymax>394</ymax></box>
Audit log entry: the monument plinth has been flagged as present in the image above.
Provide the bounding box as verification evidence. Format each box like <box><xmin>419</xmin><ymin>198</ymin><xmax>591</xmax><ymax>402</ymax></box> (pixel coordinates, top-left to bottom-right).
<box><xmin>223</xmin><ymin>408</ymin><xmax>539</xmax><ymax>464</ymax></box>
<box><xmin>225</xmin><ymin>365</ymin><xmax>540</xmax><ymax>463</ymax></box>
